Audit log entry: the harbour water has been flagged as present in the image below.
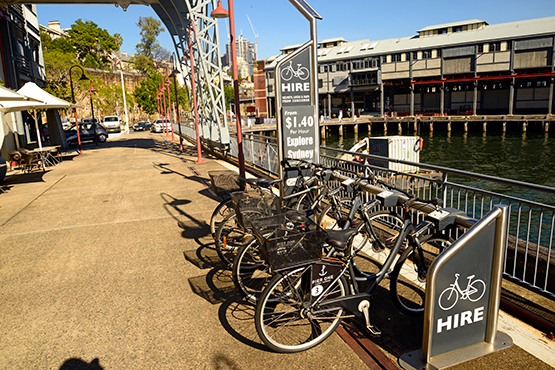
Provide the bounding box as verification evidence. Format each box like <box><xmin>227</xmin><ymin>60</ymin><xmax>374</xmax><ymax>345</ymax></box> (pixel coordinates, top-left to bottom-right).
<box><xmin>321</xmin><ymin>126</ymin><xmax>555</xmax><ymax>205</ymax></box>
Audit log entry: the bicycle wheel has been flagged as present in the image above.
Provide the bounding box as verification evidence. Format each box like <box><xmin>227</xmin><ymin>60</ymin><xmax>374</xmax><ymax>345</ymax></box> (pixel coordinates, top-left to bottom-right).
<box><xmin>281</xmin><ymin>67</ymin><xmax>293</xmax><ymax>81</ymax></box>
<box><xmin>439</xmin><ymin>287</ymin><xmax>459</xmax><ymax>311</ymax></box>
<box><xmin>210</xmin><ymin>198</ymin><xmax>234</xmax><ymax>236</ymax></box>
<box><xmin>214</xmin><ymin>209</ymin><xmax>262</xmax><ymax>267</ymax></box>
<box><xmin>255</xmin><ymin>266</ymin><xmax>347</xmax><ymax>353</ymax></box>
<box><xmin>232</xmin><ymin>236</ymin><xmax>272</xmax><ymax>304</ymax></box>
<box><xmin>366</xmin><ymin>210</ymin><xmax>404</xmax><ymax>253</ymax></box>
<box><xmin>318</xmin><ymin>198</ymin><xmax>353</xmax><ymax>230</ymax></box>
<box><xmin>389</xmin><ymin>233</ymin><xmax>453</xmax><ymax>316</ymax></box>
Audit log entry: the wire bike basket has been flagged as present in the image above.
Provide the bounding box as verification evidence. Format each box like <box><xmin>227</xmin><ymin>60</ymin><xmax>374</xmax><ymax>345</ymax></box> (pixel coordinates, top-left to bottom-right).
<box><xmin>208</xmin><ymin>171</ymin><xmax>245</xmax><ymax>199</ymax></box>
<box><xmin>230</xmin><ymin>190</ymin><xmax>283</xmax><ymax>229</ymax></box>
<box><xmin>250</xmin><ymin>211</ymin><xmax>327</xmax><ymax>271</ymax></box>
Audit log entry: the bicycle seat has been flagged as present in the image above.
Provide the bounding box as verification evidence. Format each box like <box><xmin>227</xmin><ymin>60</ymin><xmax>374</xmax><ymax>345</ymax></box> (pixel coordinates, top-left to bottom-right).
<box><xmin>244</xmin><ymin>177</ymin><xmax>280</xmax><ymax>189</ymax></box>
<box><xmin>325</xmin><ymin>228</ymin><xmax>359</xmax><ymax>252</ymax></box>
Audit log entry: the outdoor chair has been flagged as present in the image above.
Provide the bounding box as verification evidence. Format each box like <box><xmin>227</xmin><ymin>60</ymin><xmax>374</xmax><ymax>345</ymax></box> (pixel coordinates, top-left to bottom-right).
<box><xmin>19</xmin><ymin>148</ymin><xmax>40</xmax><ymax>173</ymax></box>
<box><xmin>7</xmin><ymin>150</ymin><xmax>22</xmax><ymax>171</ymax></box>
<box><xmin>0</xmin><ymin>156</ymin><xmax>7</xmax><ymax>193</ymax></box>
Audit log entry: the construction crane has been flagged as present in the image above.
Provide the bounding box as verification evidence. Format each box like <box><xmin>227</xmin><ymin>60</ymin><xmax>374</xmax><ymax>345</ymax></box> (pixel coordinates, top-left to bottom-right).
<box><xmin>246</xmin><ymin>14</ymin><xmax>259</xmax><ymax>60</ymax></box>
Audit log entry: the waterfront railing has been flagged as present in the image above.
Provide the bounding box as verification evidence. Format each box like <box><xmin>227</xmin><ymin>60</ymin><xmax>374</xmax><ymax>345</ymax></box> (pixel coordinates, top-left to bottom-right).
<box><xmin>177</xmin><ymin>123</ymin><xmax>555</xmax><ymax>298</ymax></box>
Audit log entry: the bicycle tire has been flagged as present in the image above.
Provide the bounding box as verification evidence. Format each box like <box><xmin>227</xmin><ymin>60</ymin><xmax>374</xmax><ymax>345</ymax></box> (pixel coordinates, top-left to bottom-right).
<box><xmin>255</xmin><ymin>266</ymin><xmax>347</xmax><ymax>353</ymax></box>
<box><xmin>389</xmin><ymin>233</ymin><xmax>453</xmax><ymax>316</ymax></box>
<box><xmin>318</xmin><ymin>198</ymin><xmax>353</xmax><ymax>230</ymax></box>
<box><xmin>232</xmin><ymin>235</ymin><xmax>272</xmax><ymax>304</ymax></box>
<box><xmin>210</xmin><ymin>198</ymin><xmax>235</xmax><ymax>236</ymax></box>
<box><xmin>214</xmin><ymin>209</ymin><xmax>262</xmax><ymax>267</ymax></box>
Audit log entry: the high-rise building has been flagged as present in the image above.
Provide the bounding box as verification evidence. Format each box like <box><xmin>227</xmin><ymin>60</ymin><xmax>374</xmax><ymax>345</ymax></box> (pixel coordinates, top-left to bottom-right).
<box><xmin>225</xmin><ymin>32</ymin><xmax>256</xmax><ymax>77</ymax></box>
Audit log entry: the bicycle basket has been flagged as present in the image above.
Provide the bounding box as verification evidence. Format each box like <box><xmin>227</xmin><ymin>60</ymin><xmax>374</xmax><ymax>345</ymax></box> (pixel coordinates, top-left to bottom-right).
<box><xmin>250</xmin><ymin>211</ymin><xmax>327</xmax><ymax>271</ymax></box>
<box><xmin>209</xmin><ymin>171</ymin><xmax>245</xmax><ymax>199</ymax></box>
<box><xmin>230</xmin><ymin>190</ymin><xmax>282</xmax><ymax>228</ymax></box>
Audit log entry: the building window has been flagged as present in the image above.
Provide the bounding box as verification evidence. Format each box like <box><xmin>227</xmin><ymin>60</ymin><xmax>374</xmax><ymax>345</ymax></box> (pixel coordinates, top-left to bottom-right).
<box><xmin>381</xmin><ymin>55</ymin><xmax>387</xmax><ymax>64</ymax></box>
<box><xmin>318</xmin><ymin>79</ymin><xmax>323</xmax><ymax>88</ymax></box>
<box><xmin>489</xmin><ymin>42</ymin><xmax>501</xmax><ymax>52</ymax></box>
<box><xmin>412</xmin><ymin>51</ymin><xmax>418</xmax><ymax>61</ymax></box>
<box><xmin>436</xmin><ymin>49</ymin><xmax>441</xmax><ymax>58</ymax></box>
<box><xmin>453</xmin><ymin>26</ymin><xmax>463</xmax><ymax>32</ymax></box>
<box><xmin>477</xmin><ymin>44</ymin><xmax>484</xmax><ymax>53</ymax></box>
<box><xmin>405</xmin><ymin>52</ymin><xmax>411</xmax><ymax>61</ymax></box>
<box><xmin>393</xmin><ymin>53</ymin><xmax>402</xmax><ymax>62</ymax></box>
<box><xmin>439</xmin><ymin>28</ymin><xmax>447</xmax><ymax>34</ymax></box>
<box><xmin>422</xmin><ymin>50</ymin><xmax>431</xmax><ymax>59</ymax></box>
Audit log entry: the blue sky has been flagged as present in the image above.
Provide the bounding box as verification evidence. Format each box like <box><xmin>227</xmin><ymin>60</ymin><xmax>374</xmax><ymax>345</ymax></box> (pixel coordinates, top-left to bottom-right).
<box><xmin>37</xmin><ymin>0</ymin><xmax>555</xmax><ymax>60</ymax></box>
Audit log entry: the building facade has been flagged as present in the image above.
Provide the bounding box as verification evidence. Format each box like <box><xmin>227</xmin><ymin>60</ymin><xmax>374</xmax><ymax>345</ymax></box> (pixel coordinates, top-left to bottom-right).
<box><xmin>225</xmin><ymin>32</ymin><xmax>256</xmax><ymax>77</ymax></box>
<box><xmin>1</xmin><ymin>4</ymin><xmax>47</xmax><ymax>159</ymax></box>
<box><xmin>261</xmin><ymin>16</ymin><xmax>555</xmax><ymax>119</ymax></box>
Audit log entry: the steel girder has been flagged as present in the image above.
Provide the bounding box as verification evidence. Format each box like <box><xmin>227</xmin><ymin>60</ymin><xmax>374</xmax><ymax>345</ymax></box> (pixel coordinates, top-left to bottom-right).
<box><xmin>151</xmin><ymin>0</ymin><xmax>229</xmax><ymax>144</ymax></box>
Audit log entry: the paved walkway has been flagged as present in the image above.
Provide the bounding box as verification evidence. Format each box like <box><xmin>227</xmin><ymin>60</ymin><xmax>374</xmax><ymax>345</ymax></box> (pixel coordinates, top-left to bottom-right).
<box><xmin>0</xmin><ymin>130</ymin><xmax>553</xmax><ymax>370</ymax></box>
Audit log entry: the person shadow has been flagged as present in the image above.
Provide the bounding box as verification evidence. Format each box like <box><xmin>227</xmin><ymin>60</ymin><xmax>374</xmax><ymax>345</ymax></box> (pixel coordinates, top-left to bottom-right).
<box><xmin>59</xmin><ymin>358</ymin><xmax>103</xmax><ymax>370</ymax></box>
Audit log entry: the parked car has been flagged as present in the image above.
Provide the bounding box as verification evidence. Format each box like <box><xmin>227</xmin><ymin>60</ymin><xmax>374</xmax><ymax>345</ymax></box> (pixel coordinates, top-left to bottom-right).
<box><xmin>81</xmin><ymin>117</ymin><xmax>100</xmax><ymax>125</ymax></box>
<box><xmin>65</xmin><ymin>122</ymin><xmax>108</xmax><ymax>145</ymax></box>
<box><xmin>151</xmin><ymin>119</ymin><xmax>172</xmax><ymax>133</ymax></box>
<box><xmin>133</xmin><ymin>121</ymin><xmax>152</xmax><ymax>131</ymax></box>
<box><xmin>103</xmin><ymin>115</ymin><xmax>121</xmax><ymax>133</ymax></box>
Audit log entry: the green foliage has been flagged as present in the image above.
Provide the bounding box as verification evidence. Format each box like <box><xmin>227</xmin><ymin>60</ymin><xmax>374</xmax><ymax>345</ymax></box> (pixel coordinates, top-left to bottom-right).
<box><xmin>134</xmin><ymin>16</ymin><xmax>168</xmax><ymax>75</ymax></box>
<box><xmin>133</xmin><ymin>72</ymin><xmax>188</xmax><ymax>115</ymax></box>
<box><xmin>68</xmin><ymin>19</ymin><xmax>119</xmax><ymax>69</ymax></box>
<box><xmin>224</xmin><ymin>85</ymin><xmax>235</xmax><ymax>110</ymax></box>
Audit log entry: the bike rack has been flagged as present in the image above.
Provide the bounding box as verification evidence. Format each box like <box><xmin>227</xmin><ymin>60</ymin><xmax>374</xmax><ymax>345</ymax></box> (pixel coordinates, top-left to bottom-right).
<box><xmin>400</xmin><ymin>204</ymin><xmax>513</xmax><ymax>370</ymax></box>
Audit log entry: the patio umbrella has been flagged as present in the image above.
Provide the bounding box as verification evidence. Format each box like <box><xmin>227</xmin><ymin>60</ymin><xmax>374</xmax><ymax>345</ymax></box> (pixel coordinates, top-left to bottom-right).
<box><xmin>0</xmin><ymin>84</ymin><xmax>42</xmax><ymax>103</ymax></box>
<box><xmin>0</xmin><ymin>82</ymin><xmax>73</xmax><ymax>150</ymax></box>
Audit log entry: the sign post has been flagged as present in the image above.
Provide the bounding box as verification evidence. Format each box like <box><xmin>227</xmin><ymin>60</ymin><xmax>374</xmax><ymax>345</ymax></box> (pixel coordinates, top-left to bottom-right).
<box><xmin>276</xmin><ymin>0</ymin><xmax>321</xmax><ymax>195</ymax></box>
<box><xmin>400</xmin><ymin>205</ymin><xmax>513</xmax><ymax>370</ymax></box>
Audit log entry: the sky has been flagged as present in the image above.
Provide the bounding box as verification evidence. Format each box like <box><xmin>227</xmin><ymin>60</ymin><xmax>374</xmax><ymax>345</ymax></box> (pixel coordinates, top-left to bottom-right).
<box><xmin>37</xmin><ymin>0</ymin><xmax>555</xmax><ymax>61</ymax></box>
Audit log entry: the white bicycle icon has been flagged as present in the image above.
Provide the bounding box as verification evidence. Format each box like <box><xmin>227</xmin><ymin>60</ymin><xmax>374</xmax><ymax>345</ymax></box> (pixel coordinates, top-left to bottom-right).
<box><xmin>438</xmin><ymin>273</ymin><xmax>486</xmax><ymax>311</ymax></box>
<box><xmin>281</xmin><ymin>61</ymin><xmax>309</xmax><ymax>81</ymax></box>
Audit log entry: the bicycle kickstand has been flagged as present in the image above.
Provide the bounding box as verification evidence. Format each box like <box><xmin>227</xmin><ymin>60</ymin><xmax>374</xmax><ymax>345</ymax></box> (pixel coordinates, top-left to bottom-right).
<box><xmin>358</xmin><ymin>300</ymin><xmax>382</xmax><ymax>336</ymax></box>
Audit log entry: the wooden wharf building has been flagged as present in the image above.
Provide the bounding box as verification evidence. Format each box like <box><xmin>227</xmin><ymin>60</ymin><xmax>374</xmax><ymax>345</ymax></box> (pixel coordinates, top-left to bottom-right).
<box><xmin>254</xmin><ymin>16</ymin><xmax>555</xmax><ymax>123</ymax></box>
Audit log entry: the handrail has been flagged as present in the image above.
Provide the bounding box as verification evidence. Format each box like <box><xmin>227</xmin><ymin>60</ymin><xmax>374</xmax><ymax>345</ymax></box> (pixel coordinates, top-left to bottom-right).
<box><xmin>323</xmin><ymin>145</ymin><xmax>555</xmax><ymax>196</ymax></box>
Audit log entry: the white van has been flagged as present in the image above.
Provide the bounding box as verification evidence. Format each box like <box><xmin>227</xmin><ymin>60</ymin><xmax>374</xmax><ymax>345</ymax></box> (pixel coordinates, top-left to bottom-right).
<box><xmin>103</xmin><ymin>116</ymin><xmax>121</xmax><ymax>133</ymax></box>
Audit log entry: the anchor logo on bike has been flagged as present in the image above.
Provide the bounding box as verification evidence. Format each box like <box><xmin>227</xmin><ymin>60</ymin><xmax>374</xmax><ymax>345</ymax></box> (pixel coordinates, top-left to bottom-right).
<box><xmin>319</xmin><ymin>265</ymin><xmax>327</xmax><ymax>277</ymax></box>
<box><xmin>438</xmin><ymin>273</ymin><xmax>486</xmax><ymax>311</ymax></box>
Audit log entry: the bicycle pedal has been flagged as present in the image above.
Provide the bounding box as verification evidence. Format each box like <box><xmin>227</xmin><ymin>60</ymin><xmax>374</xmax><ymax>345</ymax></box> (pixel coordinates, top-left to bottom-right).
<box><xmin>367</xmin><ymin>324</ymin><xmax>382</xmax><ymax>336</ymax></box>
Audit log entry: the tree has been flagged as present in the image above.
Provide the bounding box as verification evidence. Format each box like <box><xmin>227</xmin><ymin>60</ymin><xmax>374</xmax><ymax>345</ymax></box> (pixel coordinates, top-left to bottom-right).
<box><xmin>133</xmin><ymin>71</ymin><xmax>188</xmax><ymax>115</ymax></box>
<box><xmin>68</xmin><ymin>19</ymin><xmax>119</xmax><ymax>69</ymax></box>
<box><xmin>134</xmin><ymin>16</ymin><xmax>167</xmax><ymax>74</ymax></box>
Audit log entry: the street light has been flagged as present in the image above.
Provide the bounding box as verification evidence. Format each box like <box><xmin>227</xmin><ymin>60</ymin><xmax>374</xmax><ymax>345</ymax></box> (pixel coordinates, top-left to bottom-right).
<box><xmin>211</xmin><ymin>0</ymin><xmax>245</xmax><ymax>176</ymax></box>
<box><xmin>165</xmin><ymin>68</ymin><xmax>175</xmax><ymax>141</ymax></box>
<box><xmin>69</xmin><ymin>64</ymin><xmax>89</xmax><ymax>155</ymax></box>
<box><xmin>170</xmin><ymin>54</ymin><xmax>184</xmax><ymax>151</ymax></box>
<box><xmin>186</xmin><ymin>20</ymin><xmax>205</xmax><ymax>165</ymax></box>
<box><xmin>89</xmin><ymin>80</ymin><xmax>98</xmax><ymax>145</ymax></box>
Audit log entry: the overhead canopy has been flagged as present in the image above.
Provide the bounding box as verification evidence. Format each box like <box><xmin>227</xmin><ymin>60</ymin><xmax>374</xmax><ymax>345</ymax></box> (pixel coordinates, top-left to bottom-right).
<box><xmin>0</xmin><ymin>85</ymin><xmax>42</xmax><ymax>103</ymax></box>
<box><xmin>0</xmin><ymin>82</ymin><xmax>73</xmax><ymax>114</ymax></box>
<box><xmin>0</xmin><ymin>82</ymin><xmax>73</xmax><ymax>151</ymax></box>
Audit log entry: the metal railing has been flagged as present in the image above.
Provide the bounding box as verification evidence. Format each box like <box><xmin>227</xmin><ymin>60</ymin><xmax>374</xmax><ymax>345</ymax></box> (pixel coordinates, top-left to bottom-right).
<box><xmin>176</xmin><ymin>123</ymin><xmax>555</xmax><ymax>298</ymax></box>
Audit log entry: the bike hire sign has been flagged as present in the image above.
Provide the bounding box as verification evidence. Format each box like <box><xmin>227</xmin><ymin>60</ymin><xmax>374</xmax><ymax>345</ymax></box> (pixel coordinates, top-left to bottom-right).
<box><xmin>429</xmin><ymin>221</ymin><xmax>495</xmax><ymax>357</ymax></box>
<box><xmin>279</xmin><ymin>45</ymin><xmax>317</xmax><ymax>162</ymax></box>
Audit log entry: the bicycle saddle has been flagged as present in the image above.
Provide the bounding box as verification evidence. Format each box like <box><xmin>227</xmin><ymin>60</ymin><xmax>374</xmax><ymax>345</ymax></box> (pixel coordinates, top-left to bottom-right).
<box><xmin>325</xmin><ymin>228</ymin><xmax>359</xmax><ymax>252</ymax></box>
<box><xmin>242</xmin><ymin>177</ymin><xmax>281</xmax><ymax>189</ymax></box>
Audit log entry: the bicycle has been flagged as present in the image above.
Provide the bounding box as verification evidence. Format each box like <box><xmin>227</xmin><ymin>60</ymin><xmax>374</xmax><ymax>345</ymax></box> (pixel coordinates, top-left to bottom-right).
<box><xmin>388</xmin><ymin>196</ymin><xmax>463</xmax><ymax>316</ymax></box>
<box><xmin>232</xmin><ymin>171</ymin><xmax>403</xmax><ymax>304</ymax></box>
<box><xmin>215</xmin><ymin>159</ymin><xmax>340</xmax><ymax>267</ymax></box>
<box><xmin>251</xmin><ymin>195</ymin><xmax>410</xmax><ymax>353</ymax></box>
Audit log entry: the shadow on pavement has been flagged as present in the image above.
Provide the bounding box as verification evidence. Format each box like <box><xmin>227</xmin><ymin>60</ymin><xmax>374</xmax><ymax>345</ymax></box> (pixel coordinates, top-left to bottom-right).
<box><xmin>59</xmin><ymin>358</ymin><xmax>104</xmax><ymax>370</ymax></box>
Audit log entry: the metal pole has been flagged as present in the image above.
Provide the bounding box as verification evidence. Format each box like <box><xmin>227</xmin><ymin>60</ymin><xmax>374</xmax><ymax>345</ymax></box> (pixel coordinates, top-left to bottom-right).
<box><xmin>165</xmin><ymin>71</ymin><xmax>174</xmax><ymax>141</ymax></box>
<box><xmin>173</xmin><ymin>73</ymin><xmax>183</xmax><ymax>151</ymax></box>
<box><xmin>188</xmin><ymin>22</ymin><xmax>205</xmax><ymax>164</ymax></box>
<box><xmin>119</xmin><ymin>68</ymin><xmax>129</xmax><ymax>133</ymax></box>
<box><xmin>228</xmin><ymin>0</ymin><xmax>246</xmax><ymax>176</ymax></box>
<box><xmin>69</xmin><ymin>65</ymin><xmax>84</xmax><ymax>155</ymax></box>
<box><xmin>89</xmin><ymin>80</ymin><xmax>98</xmax><ymax>145</ymax></box>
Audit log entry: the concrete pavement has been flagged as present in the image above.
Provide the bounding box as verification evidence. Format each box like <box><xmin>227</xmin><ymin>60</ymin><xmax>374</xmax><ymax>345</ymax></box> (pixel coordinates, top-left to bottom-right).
<box><xmin>0</xmin><ymin>130</ymin><xmax>553</xmax><ymax>370</ymax></box>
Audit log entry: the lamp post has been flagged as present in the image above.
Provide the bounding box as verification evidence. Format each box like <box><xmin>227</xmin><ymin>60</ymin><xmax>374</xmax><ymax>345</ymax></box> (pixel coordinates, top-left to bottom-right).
<box><xmin>160</xmin><ymin>82</ymin><xmax>168</xmax><ymax>135</ymax></box>
<box><xmin>186</xmin><ymin>20</ymin><xmax>205</xmax><ymax>164</ymax></box>
<box><xmin>89</xmin><ymin>80</ymin><xmax>98</xmax><ymax>145</ymax></box>
<box><xmin>170</xmin><ymin>54</ymin><xmax>183</xmax><ymax>151</ymax></box>
<box><xmin>211</xmin><ymin>0</ymin><xmax>245</xmax><ymax>176</ymax></box>
<box><xmin>69</xmin><ymin>64</ymin><xmax>89</xmax><ymax>155</ymax></box>
<box><xmin>117</xmin><ymin>61</ymin><xmax>130</xmax><ymax>133</ymax></box>
<box><xmin>165</xmin><ymin>68</ymin><xmax>175</xmax><ymax>141</ymax></box>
